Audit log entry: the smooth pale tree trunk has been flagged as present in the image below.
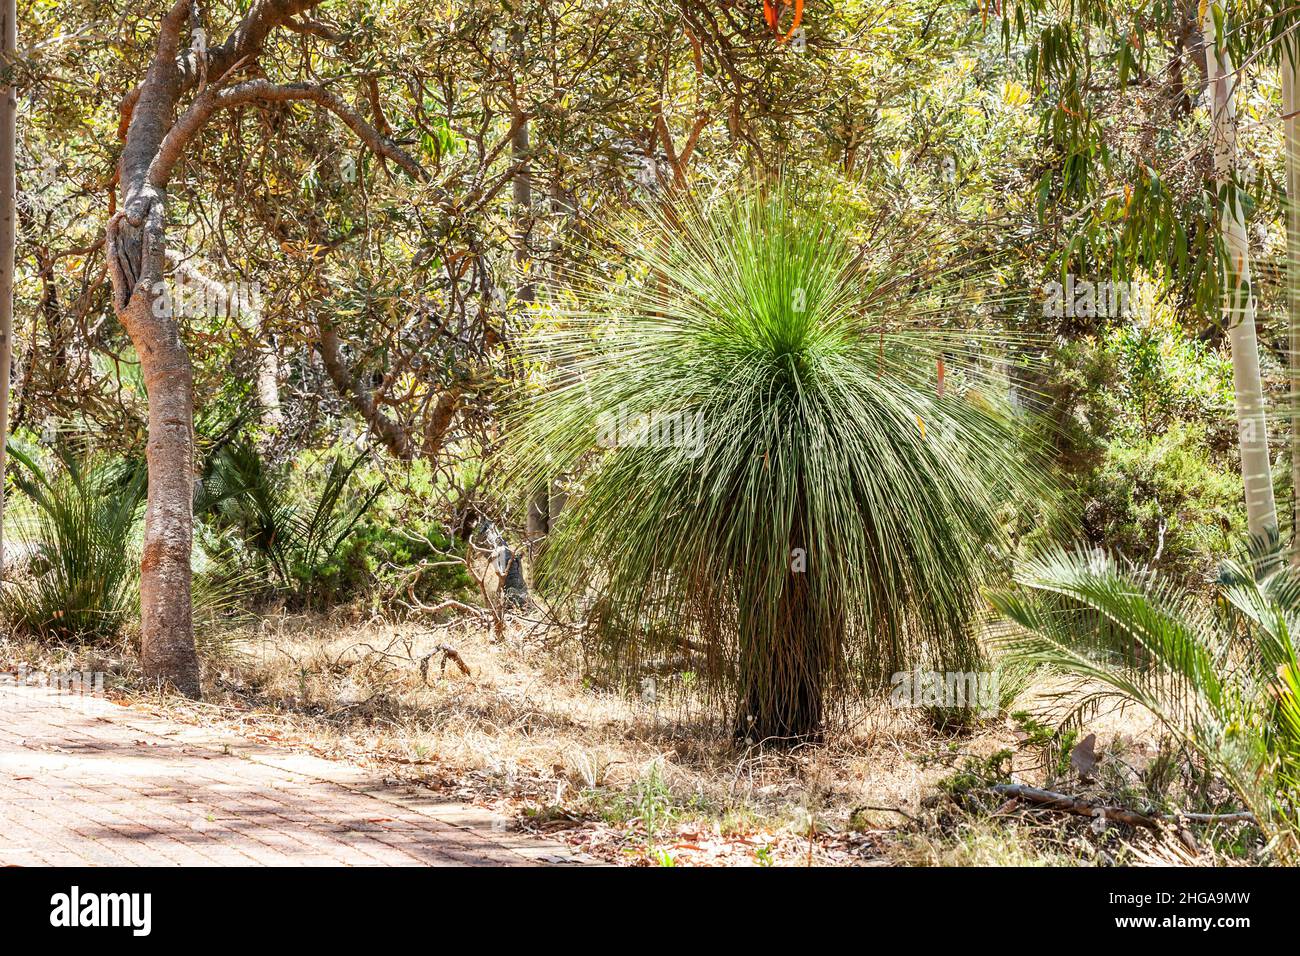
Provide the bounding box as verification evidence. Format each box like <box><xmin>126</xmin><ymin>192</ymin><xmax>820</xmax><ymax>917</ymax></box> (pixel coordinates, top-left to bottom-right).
<box><xmin>1203</xmin><ymin>7</ymin><xmax>1279</xmax><ymax>539</ymax></box>
<box><xmin>1284</xmin><ymin>49</ymin><xmax>1300</xmax><ymax>552</ymax></box>
<box><xmin>0</xmin><ymin>0</ymin><xmax>15</xmax><ymax>584</ymax></box>
<box><xmin>257</xmin><ymin>346</ymin><xmax>283</xmax><ymax>435</ymax></box>
<box><xmin>544</xmin><ymin>177</ymin><xmax>571</xmax><ymax>526</ymax></box>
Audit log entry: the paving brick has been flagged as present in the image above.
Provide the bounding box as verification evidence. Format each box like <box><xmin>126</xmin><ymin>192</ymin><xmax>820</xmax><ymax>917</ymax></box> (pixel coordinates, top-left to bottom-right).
<box><xmin>0</xmin><ymin>683</ymin><xmax>565</xmax><ymax>867</ymax></box>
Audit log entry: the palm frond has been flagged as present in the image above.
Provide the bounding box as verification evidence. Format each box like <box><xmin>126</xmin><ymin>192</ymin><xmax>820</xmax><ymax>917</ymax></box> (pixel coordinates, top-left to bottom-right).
<box><xmin>993</xmin><ymin>541</ymin><xmax>1300</xmax><ymax>863</ymax></box>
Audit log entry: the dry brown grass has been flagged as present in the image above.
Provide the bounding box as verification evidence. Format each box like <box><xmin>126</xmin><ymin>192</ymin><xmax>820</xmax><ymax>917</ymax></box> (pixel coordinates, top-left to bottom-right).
<box><xmin>0</xmin><ymin>609</ymin><xmax>1265</xmax><ymax>867</ymax></box>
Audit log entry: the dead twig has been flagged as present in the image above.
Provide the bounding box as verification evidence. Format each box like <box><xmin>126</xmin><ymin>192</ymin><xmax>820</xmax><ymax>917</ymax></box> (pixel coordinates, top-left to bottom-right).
<box><xmin>418</xmin><ymin>645</ymin><xmax>471</xmax><ymax>682</ymax></box>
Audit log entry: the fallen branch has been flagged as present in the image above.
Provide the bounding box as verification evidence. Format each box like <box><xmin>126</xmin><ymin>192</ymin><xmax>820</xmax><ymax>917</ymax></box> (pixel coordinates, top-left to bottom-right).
<box><xmin>409</xmin><ymin>596</ymin><xmax>488</xmax><ymax>618</ymax></box>
<box><xmin>990</xmin><ymin>784</ymin><xmax>1255</xmax><ymax>830</ymax></box>
<box><xmin>418</xmin><ymin>645</ymin><xmax>471</xmax><ymax>682</ymax></box>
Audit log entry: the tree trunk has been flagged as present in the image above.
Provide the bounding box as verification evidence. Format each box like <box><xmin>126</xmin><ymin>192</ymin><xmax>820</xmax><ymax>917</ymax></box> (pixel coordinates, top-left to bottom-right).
<box><xmin>121</xmin><ymin>283</ymin><xmax>200</xmax><ymax>696</ymax></box>
<box><xmin>1203</xmin><ymin>9</ymin><xmax>1279</xmax><ymax>539</ymax></box>
<box><xmin>0</xmin><ymin>0</ymin><xmax>14</xmax><ymax>584</ymax></box>
<box><xmin>105</xmin><ymin>1</ymin><xmax>421</xmax><ymax>695</ymax></box>
<box><xmin>106</xmin><ymin>3</ymin><xmax>200</xmax><ymax>696</ymax></box>
<box><xmin>511</xmin><ymin>72</ymin><xmax>548</xmax><ymax>543</ymax></box>
<box><xmin>110</xmin><ymin>193</ymin><xmax>200</xmax><ymax>695</ymax></box>
<box><xmin>256</xmin><ymin>342</ymin><xmax>284</xmax><ymax>436</ymax></box>
<box><xmin>735</xmin><ymin>571</ymin><xmax>827</xmax><ymax>746</ymax></box>
<box><xmin>734</xmin><ymin>508</ymin><xmax>828</xmax><ymax>746</ymax></box>
<box><xmin>1284</xmin><ymin>48</ymin><xmax>1300</xmax><ymax>552</ymax></box>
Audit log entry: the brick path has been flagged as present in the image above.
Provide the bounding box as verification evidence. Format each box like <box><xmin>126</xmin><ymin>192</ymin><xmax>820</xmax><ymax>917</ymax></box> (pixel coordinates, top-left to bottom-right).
<box><xmin>0</xmin><ymin>679</ymin><xmax>581</xmax><ymax>866</ymax></box>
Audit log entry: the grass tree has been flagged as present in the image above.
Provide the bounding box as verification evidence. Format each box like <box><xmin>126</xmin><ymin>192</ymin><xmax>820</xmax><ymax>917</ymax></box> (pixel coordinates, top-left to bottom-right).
<box><xmin>507</xmin><ymin>189</ymin><xmax>1043</xmax><ymax>744</ymax></box>
<box><xmin>2</xmin><ymin>450</ymin><xmax>146</xmax><ymax>641</ymax></box>
<box><xmin>992</xmin><ymin>538</ymin><xmax>1300</xmax><ymax>864</ymax></box>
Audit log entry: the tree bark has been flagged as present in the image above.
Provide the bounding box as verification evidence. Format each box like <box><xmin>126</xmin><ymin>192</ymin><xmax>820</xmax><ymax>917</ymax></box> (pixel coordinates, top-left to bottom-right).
<box><xmin>107</xmin><ymin>0</ymin><xmax>423</xmax><ymax>695</ymax></box>
<box><xmin>1284</xmin><ymin>47</ymin><xmax>1300</xmax><ymax>553</ymax></box>
<box><xmin>1203</xmin><ymin>8</ymin><xmax>1279</xmax><ymax>539</ymax></box>
<box><xmin>106</xmin><ymin>1</ymin><xmax>200</xmax><ymax>695</ymax></box>
<box><xmin>0</xmin><ymin>0</ymin><xmax>14</xmax><ymax>584</ymax></box>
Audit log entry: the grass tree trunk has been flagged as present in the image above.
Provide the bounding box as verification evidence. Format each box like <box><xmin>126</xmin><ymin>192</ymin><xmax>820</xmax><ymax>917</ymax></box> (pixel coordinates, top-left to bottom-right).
<box><xmin>1284</xmin><ymin>49</ymin><xmax>1300</xmax><ymax>552</ymax></box>
<box><xmin>1203</xmin><ymin>6</ymin><xmax>1278</xmax><ymax>539</ymax></box>
<box><xmin>736</xmin><ymin>572</ymin><xmax>829</xmax><ymax>746</ymax></box>
<box><xmin>735</xmin><ymin>510</ymin><xmax>830</xmax><ymax>745</ymax></box>
<box><xmin>0</xmin><ymin>0</ymin><xmax>14</xmax><ymax>585</ymax></box>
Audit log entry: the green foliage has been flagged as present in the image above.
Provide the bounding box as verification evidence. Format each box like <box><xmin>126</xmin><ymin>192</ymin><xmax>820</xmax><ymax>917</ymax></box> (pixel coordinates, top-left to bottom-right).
<box><xmin>939</xmin><ymin>749</ymin><xmax>1015</xmax><ymax>798</ymax></box>
<box><xmin>1033</xmin><ymin>304</ymin><xmax>1244</xmax><ymax>582</ymax></box>
<box><xmin>1078</xmin><ymin>424</ymin><xmax>1243</xmax><ymax>579</ymax></box>
<box><xmin>1</xmin><ymin>446</ymin><xmax>144</xmax><ymax>642</ymax></box>
<box><xmin>329</xmin><ymin>518</ymin><xmax>474</xmax><ymax>605</ymax></box>
<box><xmin>992</xmin><ymin>535</ymin><xmax>1300</xmax><ymax>864</ymax></box>
<box><xmin>197</xmin><ymin>441</ymin><xmax>383</xmax><ymax>608</ymax></box>
<box><xmin>507</xmin><ymin>186</ymin><xmax>1047</xmax><ymax>742</ymax></box>
<box><xmin>924</xmin><ymin>652</ymin><xmax>1039</xmax><ymax>733</ymax></box>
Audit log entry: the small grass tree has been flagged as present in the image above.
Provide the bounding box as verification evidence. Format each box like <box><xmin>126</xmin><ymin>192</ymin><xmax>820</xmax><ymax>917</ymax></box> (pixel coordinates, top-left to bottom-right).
<box><xmin>508</xmin><ymin>189</ymin><xmax>1042</xmax><ymax>744</ymax></box>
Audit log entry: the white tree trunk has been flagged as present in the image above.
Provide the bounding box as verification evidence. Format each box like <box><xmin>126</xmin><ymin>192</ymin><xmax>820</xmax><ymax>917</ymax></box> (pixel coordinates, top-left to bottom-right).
<box><xmin>1284</xmin><ymin>47</ymin><xmax>1300</xmax><ymax>551</ymax></box>
<box><xmin>0</xmin><ymin>0</ymin><xmax>15</xmax><ymax>582</ymax></box>
<box><xmin>1203</xmin><ymin>7</ymin><xmax>1279</xmax><ymax>538</ymax></box>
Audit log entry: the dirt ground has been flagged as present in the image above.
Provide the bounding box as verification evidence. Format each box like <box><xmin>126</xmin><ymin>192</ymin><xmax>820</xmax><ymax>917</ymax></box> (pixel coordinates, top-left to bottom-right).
<box><xmin>0</xmin><ymin>610</ymin><xmax>1263</xmax><ymax>867</ymax></box>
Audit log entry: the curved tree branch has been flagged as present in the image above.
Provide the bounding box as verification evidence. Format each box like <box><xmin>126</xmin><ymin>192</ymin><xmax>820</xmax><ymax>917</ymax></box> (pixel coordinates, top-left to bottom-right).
<box><xmin>150</xmin><ymin>79</ymin><xmax>426</xmax><ymax>188</ymax></box>
<box><xmin>316</xmin><ymin>315</ymin><xmax>416</xmax><ymax>461</ymax></box>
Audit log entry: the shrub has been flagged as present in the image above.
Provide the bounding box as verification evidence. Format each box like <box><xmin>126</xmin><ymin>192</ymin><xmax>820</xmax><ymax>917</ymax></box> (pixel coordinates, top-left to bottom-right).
<box><xmin>1029</xmin><ymin>301</ymin><xmax>1243</xmax><ymax>582</ymax></box>
<box><xmin>197</xmin><ymin>440</ymin><xmax>381</xmax><ymax>608</ymax></box>
<box><xmin>314</xmin><ymin>518</ymin><xmax>475</xmax><ymax>606</ymax></box>
<box><xmin>1</xmin><ymin>447</ymin><xmax>145</xmax><ymax>642</ymax></box>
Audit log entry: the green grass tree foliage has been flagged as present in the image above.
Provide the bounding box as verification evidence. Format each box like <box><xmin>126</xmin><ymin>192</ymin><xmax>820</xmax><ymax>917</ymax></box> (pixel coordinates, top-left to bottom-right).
<box><xmin>1</xmin><ymin>446</ymin><xmax>145</xmax><ymax>641</ymax></box>
<box><xmin>507</xmin><ymin>189</ymin><xmax>1046</xmax><ymax>744</ymax></box>
<box><xmin>992</xmin><ymin>536</ymin><xmax>1300</xmax><ymax>864</ymax></box>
